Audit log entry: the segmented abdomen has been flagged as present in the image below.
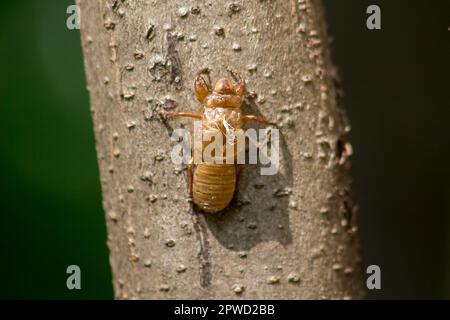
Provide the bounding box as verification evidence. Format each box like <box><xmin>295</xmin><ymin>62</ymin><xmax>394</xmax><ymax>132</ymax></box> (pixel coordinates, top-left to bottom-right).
<box><xmin>192</xmin><ymin>163</ymin><xmax>236</xmax><ymax>213</ymax></box>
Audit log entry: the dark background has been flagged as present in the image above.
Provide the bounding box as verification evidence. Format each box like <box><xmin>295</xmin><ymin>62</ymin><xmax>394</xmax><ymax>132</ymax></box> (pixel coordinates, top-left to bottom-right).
<box><xmin>0</xmin><ymin>0</ymin><xmax>448</xmax><ymax>299</ymax></box>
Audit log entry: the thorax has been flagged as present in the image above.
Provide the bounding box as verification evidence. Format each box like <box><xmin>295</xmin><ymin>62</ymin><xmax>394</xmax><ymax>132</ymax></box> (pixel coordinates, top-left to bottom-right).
<box><xmin>202</xmin><ymin>107</ymin><xmax>244</xmax><ymax>132</ymax></box>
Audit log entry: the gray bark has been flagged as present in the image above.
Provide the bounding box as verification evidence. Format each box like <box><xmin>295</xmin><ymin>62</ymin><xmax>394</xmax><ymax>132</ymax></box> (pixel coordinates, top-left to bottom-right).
<box><xmin>78</xmin><ymin>0</ymin><xmax>365</xmax><ymax>299</ymax></box>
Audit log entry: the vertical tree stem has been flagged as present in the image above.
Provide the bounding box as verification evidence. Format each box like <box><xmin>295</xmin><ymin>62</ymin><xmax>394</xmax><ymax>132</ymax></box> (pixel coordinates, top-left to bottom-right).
<box><xmin>78</xmin><ymin>0</ymin><xmax>365</xmax><ymax>299</ymax></box>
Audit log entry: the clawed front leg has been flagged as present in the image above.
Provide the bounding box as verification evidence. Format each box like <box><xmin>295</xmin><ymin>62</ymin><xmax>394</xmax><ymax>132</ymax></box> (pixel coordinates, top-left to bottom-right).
<box><xmin>229</xmin><ymin>69</ymin><xmax>245</xmax><ymax>98</ymax></box>
<box><xmin>195</xmin><ymin>68</ymin><xmax>212</xmax><ymax>104</ymax></box>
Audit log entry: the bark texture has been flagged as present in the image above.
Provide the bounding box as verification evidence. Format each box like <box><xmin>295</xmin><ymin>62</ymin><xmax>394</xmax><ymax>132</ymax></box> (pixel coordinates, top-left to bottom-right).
<box><xmin>78</xmin><ymin>0</ymin><xmax>365</xmax><ymax>299</ymax></box>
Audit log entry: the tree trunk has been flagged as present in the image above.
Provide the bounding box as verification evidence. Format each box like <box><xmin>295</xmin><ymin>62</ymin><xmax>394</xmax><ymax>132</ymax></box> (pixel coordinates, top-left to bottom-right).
<box><xmin>78</xmin><ymin>0</ymin><xmax>365</xmax><ymax>299</ymax></box>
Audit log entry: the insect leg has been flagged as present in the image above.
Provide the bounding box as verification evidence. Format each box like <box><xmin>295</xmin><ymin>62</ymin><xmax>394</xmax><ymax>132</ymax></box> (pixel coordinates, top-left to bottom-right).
<box><xmin>235</xmin><ymin>164</ymin><xmax>244</xmax><ymax>191</ymax></box>
<box><xmin>229</xmin><ymin>69</ymin><xmax>245</xmax><ymax>98</ymax></box>
<box><xmin>163</xmin><ymin>111</ymin><xmax>202</xmax><ymax>120</ymax></box>
<box><xmin>229</xmin><ymin>164</ymin><xmax>244</xmax><ymax>207</ymax></box>
<box><xmin>187</xmin><ymin>158</ymin><xmax>194</xmax><ymax>198</ymax></box>
<box><xmin>195</xmin><ymin>68</ymin><xmax>211</xmax><ymax>104</ymax></box>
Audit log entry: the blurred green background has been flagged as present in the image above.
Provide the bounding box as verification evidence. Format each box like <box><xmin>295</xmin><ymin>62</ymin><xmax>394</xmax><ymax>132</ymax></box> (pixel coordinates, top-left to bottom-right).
<box><xmin>0</xmin><ymin>0</ymin><xmax>448</xmax><ymax>299</ymax></box>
